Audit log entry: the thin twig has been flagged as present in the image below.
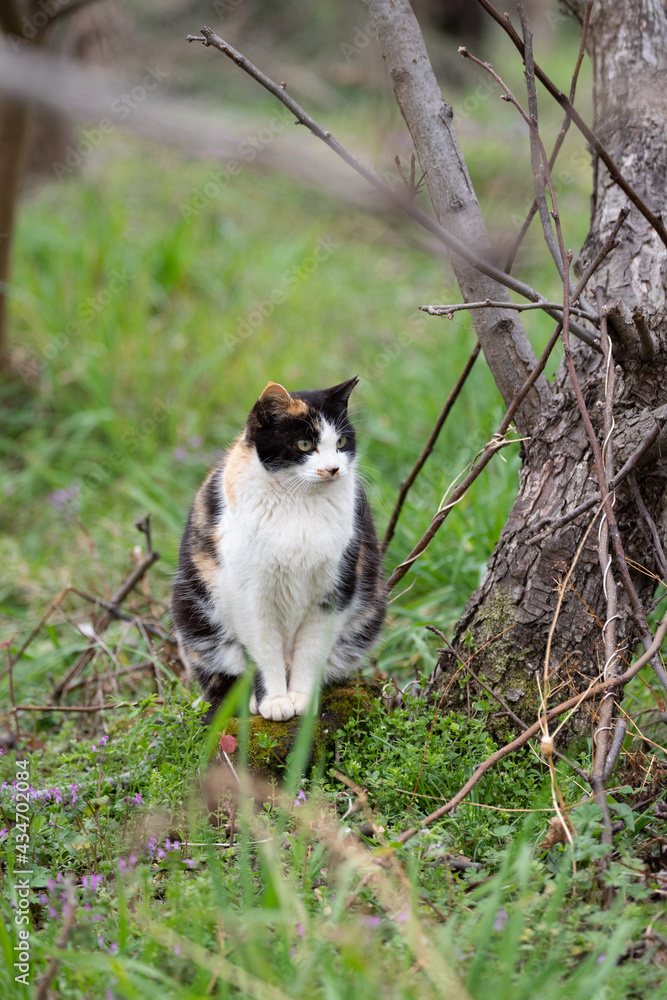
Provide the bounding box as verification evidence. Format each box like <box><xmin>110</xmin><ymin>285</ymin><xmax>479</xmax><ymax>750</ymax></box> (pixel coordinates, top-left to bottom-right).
<box><xmin>186</xmin><ymin>25</ymin><xmax>597</xmax><ymax>348</ymax></box>
<box><xmin>1</xmin><ymin>587</ymin><xmax>71</xmax><ymax>682</ymax></box>
<box><xmin>66</xmin><ymin>661</ymin><xmax>157</xmax><ymax>692</ymax></box>
<box><xmin>589</xmin><ymin>286</ymin><xmax>619</xmax><ymax>853</ymax></box>
<box><xmin>397</xmin><ymin>605</ymin><xmax>667</xmax><ymax>844</ymax></box>
<box><xmin>52</xmin><ymin>550</ymin><xmax>160</xmax><ymax>699</ymax></box>
<box><xmin>67</xmin><ymin>587</ymin><xmax>168</xmax><ymax>642</ymax></box>
<box><xmin>387</xmin><ymin>206</ymin><xmax>627</xmax><ymax>590</ymax></box>
<box><xmin>472</xmin><ymin>0</ymin><xmax>667</xmax><ymax>249</ymax></box>
<box><xmin>519</xmin><ymin>4</ymin><xmax>564</xmax><ymax>280</ymax></box>
<box><xmin>602</xmin><ymin>720</ymin><xmax>627</xmax><ymax>782</ymax></box>
<box><xmin>382</xmin><ymin>341</ymin><xmax>481</xmax><ymax>551</ymax></box>
<box><xmin>628</xmin><ymin>473</ymin><xmax>667</xmax><ymax>584</ymax></box>
<box><xmin>420</xmin><ymin>300</ymin><xmax>597</xmax><ymax>322</ymax></box>
<box><xmin>425</xmin><ymin>625</ymin><xmax>590</xmax><ymax>782</ymax></box>
<box><xmin>15</xmin><ymin>700</ymin><xmax>163</xmax><ymax>712</ymax></box>
<box><xmin>505</xmin><ymin>1</ymin><xmax>594</xmax><ymax>273</ymax></box>
<box><xmin>529</xmin><ymin>415</ymin><xmax>667</xmax><ymax>540</ymax></box>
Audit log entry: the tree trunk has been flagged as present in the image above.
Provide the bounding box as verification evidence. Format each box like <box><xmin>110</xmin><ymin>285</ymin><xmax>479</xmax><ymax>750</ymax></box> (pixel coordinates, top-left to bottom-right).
<box><xmin>0</xmin><ymin>0</ymin><xmax>119</xmax><ymax>373</ymax></box>
<box><xmin>369</xmin><ymin>0</ymin><xmax>667</xmax><ymax>738</ymax></box>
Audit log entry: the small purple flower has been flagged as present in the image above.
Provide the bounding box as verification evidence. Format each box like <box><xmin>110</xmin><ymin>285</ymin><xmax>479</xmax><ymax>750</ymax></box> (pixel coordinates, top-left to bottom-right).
<box><xmin>296</xmin><ymin>923</ymin><xmax>305</xmax><ymax>938</ymax></box>
<box><xmin>182</xmin><ymin>858</ymin><xmax>197</xmax><ymax>868</ymax></box>
<box><xmin>173</xmin><ymin>446</ymin><xmax>187</xmax><ymax>462</ymax></box>
<box><xmin>173</xmin><ymin>944</ymin><xmax>181</xmax><ymax>955</ymax></box>
<box><xmin>133</xmin><ymin>792</ymin><xmax>142</xmax><ymax>806</ymax></box>
<box><xmin>98</xmin><ymin>736</ymin><xmax>108</xmax><ymax>747</ymax></box>
<box><xmin>360</xmin><ymin>915</ymin><xmax>381</xmax><ymax>928</ymax></box>
<box><xmin>0</xmin><ymin>828</ymin><xmax>7</xmax><ymax>841</ymax></box>
<box><xmin>188</xmin><ymin>435</ymin><xmax>203</xmax><ymax>450</ymax></box>
<box><xmin>82</xmin><ymin>873</ymin><xmax>103</xmax><ymax>891</ymax></box>
<box><xmin>47</xmin><ymin>482</ymin><xmax>81</xmax><ymax>518</ymax></box>
<box><xmin>69</xmin><ymin>783</ymin><xmax>78</xmax><ymax>805</ymax></box>
<box><xmin>493</xmin><ymin>908</ymin><xmax>509</xmax><ymax>932</ymax></box>
<box><xmin>293</xmin><ymin>790</ymin><xmax>307</xmax><ymax>807</ymax></box>
<box><xmin>597</xmin><ymin>954</ymin><xmax>606</xmax><ymax>964</ymax></box>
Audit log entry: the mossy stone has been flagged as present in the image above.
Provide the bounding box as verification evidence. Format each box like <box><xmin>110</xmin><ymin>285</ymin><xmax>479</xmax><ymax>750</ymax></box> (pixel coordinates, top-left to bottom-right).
<box><xmin>214</xmin><ymin>678</ymin><xmax>379</xmax><ymax>778</ymax></box>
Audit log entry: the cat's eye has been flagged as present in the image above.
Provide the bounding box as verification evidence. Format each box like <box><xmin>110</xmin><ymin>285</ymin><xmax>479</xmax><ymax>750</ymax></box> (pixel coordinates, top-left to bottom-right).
<box><xmin>336</xmin><ymin>436</ymin><xmax>346</xmax><ymax>449</ymax></box>
<box><xmin>297</xmin><ymin>439</ymin><xmax>314</xmax><ymax>452</ymax></box>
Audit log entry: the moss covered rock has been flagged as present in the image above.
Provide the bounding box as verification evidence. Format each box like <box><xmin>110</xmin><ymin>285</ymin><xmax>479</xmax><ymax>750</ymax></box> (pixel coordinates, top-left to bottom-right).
<box><xmin>214</xmin><ymin>678</ymin><xmax>379</xmax><ymax>778</ymax></box>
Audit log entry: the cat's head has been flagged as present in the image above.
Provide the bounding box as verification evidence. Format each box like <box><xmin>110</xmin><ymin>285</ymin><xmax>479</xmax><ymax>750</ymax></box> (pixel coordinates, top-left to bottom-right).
<box><xmin>245</xmin><ymin>377</ymin><xmax>358</xmax><ymax>484</ymax></box>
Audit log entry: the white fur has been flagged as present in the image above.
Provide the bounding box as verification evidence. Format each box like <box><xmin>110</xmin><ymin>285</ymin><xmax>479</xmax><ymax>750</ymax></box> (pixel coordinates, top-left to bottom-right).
<box><xmin>215</xmin><ymin>419</ymin><xmax>358</xmax><ymax>721</ymax></box>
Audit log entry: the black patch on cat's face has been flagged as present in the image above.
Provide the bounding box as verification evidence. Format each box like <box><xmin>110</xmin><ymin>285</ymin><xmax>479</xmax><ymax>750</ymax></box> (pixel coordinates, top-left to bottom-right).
<box><xmin>246</xmin><ymin>378</ymin><xmax>358</xmax><ymax>472</ymax></box>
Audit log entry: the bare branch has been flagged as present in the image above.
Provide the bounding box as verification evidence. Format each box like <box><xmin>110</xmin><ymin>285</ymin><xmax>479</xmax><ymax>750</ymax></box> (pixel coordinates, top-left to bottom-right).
<box><xmin>529</xmin><ymin>414</ymin><xmax>667</xmax><ymax>540</ymax></box>
<box><xmin>473</xmin><ymin>0</ymin><xmax>667</xmax><ymax>250</ymax></box>
<box><xmin>505</xmin><ymin>1</ymin><xmax>594</xmax><ymax>273</ymax></box>
<box><xmin>387</xmin><ymin>322</ymin><xmax>563</xmax><ymax>590</ymax></box>
<box><xmin>387</xmin><ymin>206</ymin><xmax>627</xmax><ymax>589</ymax></box>
<box><xmin>420</xmin><ymin>300</ymin><xmax>597</xmax><ymax>322</ymax></box>
<box><xmin>398</xmin><ymin>604</ymin><xmax>667</xmax><ymax>844</ymax></box>
<box><xmin>187</xmin><ymin>25</ymin><xmax>596</xmax><ymax>356</ymax></box>
<box><xmin>382</xmin><ymin>342</ymin><xmax>480</xmax><ymax>552</ymax></box>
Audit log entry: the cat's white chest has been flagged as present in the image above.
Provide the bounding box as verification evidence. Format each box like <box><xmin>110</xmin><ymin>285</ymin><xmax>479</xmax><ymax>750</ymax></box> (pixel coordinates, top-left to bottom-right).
<box><xmin>216</xmin><ymin>464</ymin><xmax>355</xmax><ymax>636</ymax></box>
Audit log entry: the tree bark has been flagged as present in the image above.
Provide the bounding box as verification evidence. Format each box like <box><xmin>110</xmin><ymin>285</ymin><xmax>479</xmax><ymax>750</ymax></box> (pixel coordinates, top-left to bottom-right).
<box><xmin>363</xmin><ymin>0</ymin><xmax>549</xmax><ymax>438</ymax></box>
<box><xmin>369</xmin><ymin>0</ymin><xmax>667</xmax><ymax>738</ymax></box>
<box><xmin>0</xmin><ymin>0</ymin><xmax>116</xmax><ymax>373</ymax></box>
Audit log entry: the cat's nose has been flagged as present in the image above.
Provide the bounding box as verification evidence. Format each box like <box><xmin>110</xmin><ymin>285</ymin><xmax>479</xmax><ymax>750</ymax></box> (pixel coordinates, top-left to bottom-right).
<box><xmin>324</xmin><ymin>466</ymin><xmax>339</xmax><ymax>477</ymax></box>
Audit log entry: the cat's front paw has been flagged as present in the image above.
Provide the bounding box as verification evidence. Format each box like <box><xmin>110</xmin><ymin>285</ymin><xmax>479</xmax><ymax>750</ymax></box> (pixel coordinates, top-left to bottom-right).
<box><xmin>258</xmin><ymin>696</ymin><xmax>295</xmax><ymax>721</ymax></box>
<box><xmin>249</xmin><ymin>693</ymin><xmax>258</xmax><ymax>715</ymax></box>
<box><xmin>288</xmin><ymin>690</ymin><xmax>315</xmax><ymax>716</ymax></box>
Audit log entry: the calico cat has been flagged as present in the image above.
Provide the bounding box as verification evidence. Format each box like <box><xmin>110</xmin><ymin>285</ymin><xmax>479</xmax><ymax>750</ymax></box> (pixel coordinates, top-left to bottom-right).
<box><xmin>172</xmin><ymin>377</ymin><xmax>386</xmax><ymax>722</ymax></box>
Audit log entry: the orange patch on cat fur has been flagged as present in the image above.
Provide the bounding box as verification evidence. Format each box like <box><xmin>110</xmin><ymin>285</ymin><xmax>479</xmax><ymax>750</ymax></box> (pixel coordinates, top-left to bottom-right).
<box><xmin>260</xmin><ymin>381</ymin><xmax>308</xmax><ymax>417</ymax></box>
<box><xmin>224</xmin><ymin>437</ymin><xmax>253</xmax><ymax>506</ymax></box>
<box><xmin>192</xmin><ymin>549</ymin><xmax>220</xmax><ymax>591</ymax></box>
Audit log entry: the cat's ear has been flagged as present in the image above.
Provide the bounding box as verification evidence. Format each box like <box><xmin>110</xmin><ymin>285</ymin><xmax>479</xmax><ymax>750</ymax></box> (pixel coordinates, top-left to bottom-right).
<box><xmin>258</xmin><ymin>382</ymin><xmax>292</xmax><ymax>411</ymax></box>
<box><xmin>250</xmin><ymin>382</ymin><xmax>298</xmax><ymax>426</ymax></box>
<box><xmin>325</xmin><ymin>376</ymin><xmax>359</xmax><ymax>408</ymax></box>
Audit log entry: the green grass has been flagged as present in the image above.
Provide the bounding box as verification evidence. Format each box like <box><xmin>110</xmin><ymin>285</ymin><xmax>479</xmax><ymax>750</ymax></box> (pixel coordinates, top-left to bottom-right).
<box><xmin>1</xmin><ymin>18</ymin><xmax>665</xmax><ymax>999</ymax></box>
